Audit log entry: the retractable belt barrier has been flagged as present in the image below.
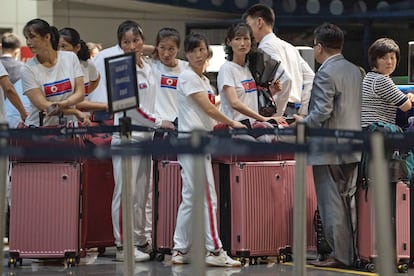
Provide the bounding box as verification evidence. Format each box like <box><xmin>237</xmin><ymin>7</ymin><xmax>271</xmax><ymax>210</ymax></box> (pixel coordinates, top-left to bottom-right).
<box><xmin>0</xmin><ymin>123</ymin><xmax>413</xmax><ymax>158</ymax></box>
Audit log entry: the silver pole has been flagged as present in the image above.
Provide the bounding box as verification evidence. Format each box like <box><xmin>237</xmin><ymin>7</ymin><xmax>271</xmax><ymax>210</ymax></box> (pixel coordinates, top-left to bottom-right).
<box><xmin>370</xmin><ymin>132</ymin><xmax>394</xmax><ymax>275</ymax></box>
<box><xmin>0</xmin><ymin>123</ymin><xmax>8</xmax><ymax>276</ymax></box>
<box><xmin>191</xmin><ymin>131</ymin><xmax>206</xmax><ymax>275</ymax></box>
<box><xmin>120</xmin><ymin>117</ymin><xmax>134</xmax><ymax>276</ymax></box>
<box><xmin>293</xmin><ymin>122</ymin><xmax>307</xmax><ymax>276</ymax></box>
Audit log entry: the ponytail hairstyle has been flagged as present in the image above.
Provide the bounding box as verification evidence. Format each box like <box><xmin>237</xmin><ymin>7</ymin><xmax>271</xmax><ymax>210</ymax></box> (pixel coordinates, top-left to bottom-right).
<box><xmin>59</xmin><ymin>27</ymin><xmax>90</xmax><ymax>61</ymax></box>
<box><xmin>23</xmin><ymin>18</ymin><xmax>60</xmax><ymax>50</ymax></box>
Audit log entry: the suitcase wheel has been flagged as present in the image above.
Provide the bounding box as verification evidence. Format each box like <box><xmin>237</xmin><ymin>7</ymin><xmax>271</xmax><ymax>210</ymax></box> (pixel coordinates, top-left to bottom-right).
<box><xmin>239</xmin><ymin>257</ymin><xmax>247</xmax><ymax>266</ymax></box>
<box><xmin>155</xmin><ymin>253</ymin><xmax>164</xmax><ymax>262</ymax></box>
<box><xmin>66</xmin><ymin>257</ymin><xmax>78</xmax><ymax>267</ymax></box>
<box><xmin>7</xmin><ymin>257</ymin><xmax>18</xmax><ymax>268</ymax></box>
<box><xmin>249</xmin><ymin>257</ymin><xmax>258</xmax><ymax>265</ymax></box>
<box><xmin>278</xmin><ymin>254</ymin><xmax>286</xmax><ymax>263</ymax></box>
<box><xmin>98</xmin><ymin>247</ymin><xmax>106</xmax><ymax>256</ymax></box>
<box><xmin>397</xmin><ymin>263</ymin><xmax>408</xmax><ymax>273</ymax></box>
<box><xmin>365</xmin><ymin>263</ymin><xmax>376</xmax><ymax>273</ymax></box>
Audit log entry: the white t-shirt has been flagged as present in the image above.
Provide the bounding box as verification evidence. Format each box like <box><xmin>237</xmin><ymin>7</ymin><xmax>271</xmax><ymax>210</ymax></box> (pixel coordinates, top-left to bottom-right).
<box><xmin>260</xmin><ymin>33</ymin><xmax>314</xmax><ymax>115</ymax></box>
<box><xmin>0</xmin><ymin>62</ymin><xmax>8</xmax><ymax>123</ymax></box>
<box><xmin>90</xmin><ymin>45</ymin><xmax>124</xmax><ymax>103</ymax></box>
<box><xmin>150</xmin><ymin>58</ymin><xmax>188</xmax><ymax>121</ymax></box>
<box><xmin>177</xmin><ymin>68</ymin><xmax>216</xmax><ymax>134</ymax></box>
<box><xmin>21</xmin><ymin>51</ymin><xmax>84</xmax><ymax>126</ymax></box>
<box><xmin>217</xmin><ymin>61</ymin><xmax>258</xmax><ymax>123</ymax></box>
<box><xmin>113</xmin><ymin>59</ymin><xmax>161</xmax><ymax>141</ymax></box>
<box><xmin>80</xmin><ymin>59</ymin><xmax>99</xmax><ymax>99</ymax></box>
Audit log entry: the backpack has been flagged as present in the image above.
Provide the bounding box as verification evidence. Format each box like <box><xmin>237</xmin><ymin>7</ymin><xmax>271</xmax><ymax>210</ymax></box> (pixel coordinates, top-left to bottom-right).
<box><xmin>359</xmin><ymin>121</ymin><xmax>413</xmax><ymax>186</ymax></box>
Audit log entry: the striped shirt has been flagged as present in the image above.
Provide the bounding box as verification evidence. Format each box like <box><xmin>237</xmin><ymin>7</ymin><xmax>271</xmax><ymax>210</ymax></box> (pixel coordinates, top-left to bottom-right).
<box><xmin>361</xmin><ymin>71</ymin><xmax>407</xmax><ymax>127</ymax></box>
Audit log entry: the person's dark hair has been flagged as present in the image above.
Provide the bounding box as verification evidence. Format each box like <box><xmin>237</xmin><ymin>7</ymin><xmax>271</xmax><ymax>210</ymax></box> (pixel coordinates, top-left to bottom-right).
<box><xmin>368</xmin><ymin>38</ymin><xmax>400</xmax><ymax>69</ymax></box>
<box><xmin>313</xmin><ymin>23</ymin><xmax>344</xmax><ymax>52</ymax></box>
<box><xmin>117</xmin><ymin>20</ymin><xmax>144</xmax><ymax>46</ymax></box>
<box><xmin>153</xmin><ymin>27</ymin><xmax>181</xmax><ymax>59</ymax></box>
<box><xmin>183</xmin><ymin>33</ymin><xmax>209</xmax><ymax>54</ymax></box>
<box><xmin>224</xmin><ymin>22</ymin><xmax>256</xmax><ymax>63</ymax></box>
<box><xmin>59</xmin><ymin>27</ymin><xmax>90</xmax><ymax>61</ymax></box>
<box><xmin>156</xmin><ymin>27</ymin><xmax>180</xmax><ymax>48</ymax></box>
<box><xmin>1</xmin><ymin>32</ymin><xmax>21</xmax><ymax>50</ymax></box>
<box><xmin>242</xmin><ymin>4</ymin><xmax>275</xmax><ymax>27</ymax></box>
<box><xmin>23</xmin><ymin>18</ymin><xmax>60</xmax><ymax>50</ymax></box>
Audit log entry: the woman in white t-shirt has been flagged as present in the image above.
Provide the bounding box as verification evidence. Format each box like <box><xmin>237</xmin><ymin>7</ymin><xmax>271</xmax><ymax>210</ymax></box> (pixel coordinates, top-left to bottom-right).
<box><xmin>148</xmin><ymin>27</ymin><xmax>188</xmax><ymax>123</ymax></box>
<box><xmin>21</xmin><ymin>18</ymin><xmax>88</xmax><ymax>127</ymax></box>
<box><xmin>218</xmin><ymin>22</ymin><xmax>284</xmax><ymax>127</ymax></box>
<box><xmin>172</xmin><ymin>33</ymin><xmax>245</xmax><ymax>267</ymax></box>
<box><xmin>108</xmin><ymin>20</ymin><xmax>174</xmax><ymax>262</ymax></box>
<box><xmin>58</xmin><ymin>27</ymin><xmax>107</xmax><ymax>112</ymax></box>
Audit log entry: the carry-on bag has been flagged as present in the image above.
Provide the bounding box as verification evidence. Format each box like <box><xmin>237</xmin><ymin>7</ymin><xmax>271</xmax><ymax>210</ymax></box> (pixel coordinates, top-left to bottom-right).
<box><xmin>357</xmin><ymin>180</ymin><xmax>410</xmax><ymax>273</ymax></box>
<box><xmin>8</xmin><ymin>162</ymin><xmax>81</xmax><ymax>267</ymax></box>
<box><xmin>216</xmin><ymin>161</ymin><xmax>291</xmax><ymax>265</ymax></box>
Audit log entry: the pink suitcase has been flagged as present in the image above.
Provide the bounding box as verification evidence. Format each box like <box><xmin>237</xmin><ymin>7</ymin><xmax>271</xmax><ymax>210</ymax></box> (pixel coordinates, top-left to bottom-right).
<box><xmin>283</xmin><ymin>161</ymin><xmax>318</xmax><ymax>253</ymax></box>
<box><xmin>8</xmin><ymin>162</ymin><xmax>81</xmax><ymax>267</ymax></box>
<box><xmin>357</xmin><ymin>181</ymin><xmax>410</xmax><ymax>273</ymax></box>
<box><xmin>80</xmin><ymin>159</ymin><xmax>115</xmax><ymax>255</ymax></box>
<box><xmin>152</xmin><ymin>160</ymin><xmax>182</xmax><ymax>261</ymax></box>
<box><xmin>216</xmin><ymin>161</ymin><xmax>290</xmax><ymax>265</ymax></box>
<box><xmin>152</xmin><ymin>160</ymin><xmax>220</xmax><ymax>261</ymax></box>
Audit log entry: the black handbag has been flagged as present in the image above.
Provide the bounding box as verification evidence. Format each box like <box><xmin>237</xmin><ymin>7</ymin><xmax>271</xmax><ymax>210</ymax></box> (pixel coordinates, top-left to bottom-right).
<box><xmin>249</xmin><ymin>49</ymin><xmax>281</xmax><ymax>117</ymax></box>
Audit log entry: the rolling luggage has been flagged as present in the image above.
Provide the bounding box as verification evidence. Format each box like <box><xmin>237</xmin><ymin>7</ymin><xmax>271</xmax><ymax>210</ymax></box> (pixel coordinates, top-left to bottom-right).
<box><xmin>80</xmin><ymin>159</ymin><xmax>115</xmax><ymax>255</ymax></box>
<box><xmin>357</xmin><ymin>180</ymin><xmax>410</xmax><ymax>273</ymax></box>
<box><xmin>8</xmin><ymin>162</ymin><xmax>81</xmax><ymax>267</ymax></box>
<box><xmin>216</xmin><ymin>161</ymin><xmax>291</xmax><ymax>265</ymax></box>
<box><xmin>282</xmin><ymin>161</ymin><xmax>318</xmax><ymax>253</ymax></box>
<box><xmin>152</xmin><ymin>160</ymin><xmax>220</xmax><ymax>261</ymax></box>
<box><xmin>152</xmin><ymin>160</ymin><xmax>182</xmax><ymax>261</ymax></box>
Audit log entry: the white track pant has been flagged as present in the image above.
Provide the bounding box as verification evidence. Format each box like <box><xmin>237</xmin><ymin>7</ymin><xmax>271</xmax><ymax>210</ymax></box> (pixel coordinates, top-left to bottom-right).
<box><xmin>111</xmin><ymin>135</ymin><xmax>152</xmax><ymax>247</ymax></box>
<box><xmin>173</xmin><ymin>154</ymin><xmax>222</xmax><ymax>252</ymax></box>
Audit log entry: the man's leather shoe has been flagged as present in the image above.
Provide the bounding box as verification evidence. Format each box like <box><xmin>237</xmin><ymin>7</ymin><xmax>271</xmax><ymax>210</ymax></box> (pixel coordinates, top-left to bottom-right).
<box><xmin>311</xmin><ymin>257</ymin><xmax>345</xmax><ymax>268</ymax></box>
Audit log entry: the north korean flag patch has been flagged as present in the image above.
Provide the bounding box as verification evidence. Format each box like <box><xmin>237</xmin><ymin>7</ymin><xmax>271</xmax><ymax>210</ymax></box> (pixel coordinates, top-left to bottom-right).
<box><xmin>161</xmin><ymin>74</ymin><xmax>178</xmax><ymax>89</ymax></box>
<box><xmin>44</xmin><ymin>78</ymin><xmax>72</xmax><ymax>98</ymax></box>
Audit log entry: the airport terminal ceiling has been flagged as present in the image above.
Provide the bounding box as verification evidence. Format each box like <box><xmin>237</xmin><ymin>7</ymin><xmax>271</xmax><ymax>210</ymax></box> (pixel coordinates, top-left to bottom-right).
<box><xmin>50</xmin><ymin>0</ymin><xmax>414</xmax><ymax>76</ymax></box>
<box><xmin>138</xmin><ymin>0</ymin><xmax>414</xmax><ymax>16</ymax></box>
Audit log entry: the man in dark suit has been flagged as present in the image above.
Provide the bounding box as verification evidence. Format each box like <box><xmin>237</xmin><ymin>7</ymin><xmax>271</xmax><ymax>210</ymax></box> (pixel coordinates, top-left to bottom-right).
<box><xmin>297</xmin><ymin>23</ymin><xmax>363</xmax><ymax>268</ymax></box>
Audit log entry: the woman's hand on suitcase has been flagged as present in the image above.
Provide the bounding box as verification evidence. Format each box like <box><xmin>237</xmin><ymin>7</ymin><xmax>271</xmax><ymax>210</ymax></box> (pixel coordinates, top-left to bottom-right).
<box><xmin>161</xmin><ymin>120</ymin><xmax>175</xmax><ymax>130</ymax></box>
<box><xmin>76</xmin><ymin>110</ymin><xmax>91</xmax><ymax>126</ymax></box>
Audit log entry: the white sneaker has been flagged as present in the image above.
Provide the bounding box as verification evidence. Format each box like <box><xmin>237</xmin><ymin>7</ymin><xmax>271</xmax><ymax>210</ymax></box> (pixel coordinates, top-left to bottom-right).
<box><xmin>171</xmin><ymin>250</ymin><xmax>191</xmax><ymax>264</ymax></box>
<box><xmin>116</xmin><ymin>247</ymin><xmax>150</xmax><ymax>262</ymax></box>
<box><xmin>205</xmin><ymin>249</ymin><xmax>241</xmax><ymax>267</ymax></box>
